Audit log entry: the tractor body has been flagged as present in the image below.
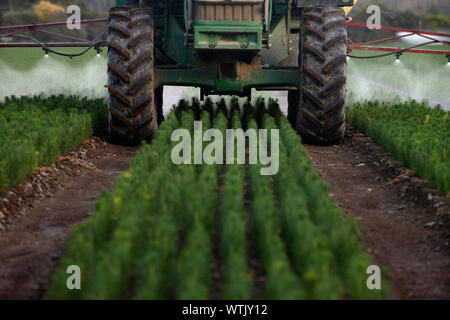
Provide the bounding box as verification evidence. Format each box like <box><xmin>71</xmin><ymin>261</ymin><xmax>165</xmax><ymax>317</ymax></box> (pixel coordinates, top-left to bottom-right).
<box><xmin>114</xmin><ymin>0</ymin><xmax>353</xmax><ymax>95</ymax></box>
<box><xmin>108</xmin><ymin>0</ymin><xmax>355</xmax><ymax>144</ymax></box>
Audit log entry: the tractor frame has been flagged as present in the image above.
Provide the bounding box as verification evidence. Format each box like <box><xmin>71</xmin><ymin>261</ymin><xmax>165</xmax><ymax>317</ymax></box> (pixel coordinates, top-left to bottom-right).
<box><xmin>115</xmin><ymin>0</ymin><xmax>353</xmax><ymax>98</ymax></box>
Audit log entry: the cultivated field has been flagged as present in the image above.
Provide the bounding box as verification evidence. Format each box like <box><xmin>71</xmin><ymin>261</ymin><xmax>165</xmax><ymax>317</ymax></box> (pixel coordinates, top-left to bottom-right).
<box><xmin>0</xmin><ymin>47</ymin><xmax>449</xmax><ymax>300</ymax></box>
<box><xmin>44</xmin><ymin>100</ymin><xmax>388</xmax><ymax>300</ymax></box>
<box><xmin>0</xmin><ymin>95</ymin><xmax>106</xmax><ymax>193</ymax></box>
<box><xmin>348</xmin><ymin>100</ymin><xmax>449</xmax><ymax>194</ymax></box>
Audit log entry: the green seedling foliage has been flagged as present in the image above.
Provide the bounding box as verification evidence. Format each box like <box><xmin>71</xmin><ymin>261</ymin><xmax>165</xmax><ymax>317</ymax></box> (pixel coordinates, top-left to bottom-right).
<box><xmin>177</xmin><ymin>110</ymin><xmax>218</xmax><ymax>300</ymax></box>
<box><xmin>278</xmin><ymin>115</ymin><xmax>389</xmax><ymax>299</ymax></box>
<box><xmin>220</xmin><ymin>112</ymin><xmax>252</xmax><ymax>300</ymax></box>
<box><xmin>241</xmin><ymin>100</ymin><xmax>255</xmax><ymax>130</ymax></box>
<box><xmin>216</xmin><ymin>98</ymin><xmax>228</xmax><ymax>118</ymax></box>
<box><xmin>45</xmin><ymin>98</ymin><xmax>390</xmax><ymax>300</ymax></box>
<box><xmin>192</xmin><ymin>97</ymin><xmax>202</xmax><ymax>120</ymax></box>
<box><xmin>203</xmin><ymin>97</ymin><xmax>214</xmax><ymax>122</ymax></box>
<box><xmin>269</xmin><ymin>118</ymin><xmax>342</xmax><ymax>299</ymax></box>
<box><xmin>229</xmin><ymin>96</ymin><xmax>241</xmax><ymax>118</ymax></box>
<box><xmin>348</xmin><ymin>100</ymin><xmax>449</xmax><ymax>194</ymax></box>
<box><xmin>0</xmin><ymin>95</ymin><xmax>107</xmax><ymax>193</ymax></box>
<box><xmin>248</xmin><ymin>116</ymin><xmax>305</xmax><ymax>300</ymax></box>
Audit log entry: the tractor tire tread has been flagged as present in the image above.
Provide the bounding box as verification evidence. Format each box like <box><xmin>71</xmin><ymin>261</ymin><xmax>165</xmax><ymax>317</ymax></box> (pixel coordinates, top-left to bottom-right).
<box><xmin>296</xmin><ymin>6</ymin><xmax>348</xmax><ymax>145</ymax></box>
<box><xmin>107</xmin><ymin>6</ymin><xmax>158</xmax><ymax>144</ymax></box>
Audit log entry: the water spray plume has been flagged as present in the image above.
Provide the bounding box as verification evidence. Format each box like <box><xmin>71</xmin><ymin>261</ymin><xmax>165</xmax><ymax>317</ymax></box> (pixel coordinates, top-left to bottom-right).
<box><xmin>0</xmin><ymin>56</ymin><xmax>107</xmax><ymax>102</ymax></box>
<box><xmin>347</xmin><ymin>53</ymin><xmax>449</xmax><ymax>110</ymax></box>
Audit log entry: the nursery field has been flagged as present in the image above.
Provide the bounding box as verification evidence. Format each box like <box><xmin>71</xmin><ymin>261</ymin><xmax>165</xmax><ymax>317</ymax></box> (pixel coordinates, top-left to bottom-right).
<box><xmin>0</xmin><ymin>1</ymin><xmax>449</xmax><ymax>307</ymax></box>
<box><xmin>347</xmin><ymin>100</ymin><xmax>449</xmax><ymax>194</ymax></box>
<box><xmin>45</xmin><ymin>99</ymin><xmax>388</xmax><ymax>300</ymax></box>
<box><xmin>0</xmin><ymin>96</ymin><xmax>449</xmax><ymax>300</ymax></box>
<box><xmin>0</xmin><ymin>95</ymin><xmax>107</xmax><ymax>193</ymax></box>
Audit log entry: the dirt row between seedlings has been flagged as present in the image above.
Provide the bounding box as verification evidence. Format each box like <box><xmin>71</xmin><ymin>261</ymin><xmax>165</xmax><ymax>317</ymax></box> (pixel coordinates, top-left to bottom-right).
<box><xmin>304</xmin><ymin>125</ymin><xmax>450</xmax><ymax>300</ymax></box>
<box><xmin>0</xmin><ymin>137</ymin><xmax>137</xmax><ymax>299</ymax></box>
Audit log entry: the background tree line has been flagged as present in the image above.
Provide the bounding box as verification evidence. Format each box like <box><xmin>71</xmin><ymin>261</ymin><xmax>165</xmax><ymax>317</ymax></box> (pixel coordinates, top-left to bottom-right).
<box><xmin>0</xmin><ymin>0</ymin><xmax>448</xmax><ymax>44</ymax></box>
<box><xmin>348</xmin><ymin>1</ymin><xmax>450</xmax><ymax>44</ymax></box>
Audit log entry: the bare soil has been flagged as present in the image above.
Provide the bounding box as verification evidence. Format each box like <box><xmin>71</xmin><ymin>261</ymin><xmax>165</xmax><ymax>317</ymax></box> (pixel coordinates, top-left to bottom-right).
<box><xmin>304</xmin><ymin>125</ymin><xmax>450</xmax><ymax>300</ymax></box>
<box><xmin>209</xmin><ymin>166</ymin><xmax>226</xmax><ymax>300</ymax></box>
<box><xmin>0</xmin><ymin>137</ymin><xmax>137</xmax><ymax>299</ymax></box>
<box><xmin>244</xmin><ymin>164</ymin><xmax>266</xmax><ymax>300</ymax></box>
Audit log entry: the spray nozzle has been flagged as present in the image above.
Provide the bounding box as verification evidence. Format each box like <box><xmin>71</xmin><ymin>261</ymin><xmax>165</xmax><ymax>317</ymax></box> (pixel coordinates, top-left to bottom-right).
<box><xmin>43</xmin><ymin>48</ymin><xmax>49</xmax><ymax>58</ymax></box>
<box><xmin>395</xmin><ymin>52</ymin><xmax>402</xmax><ymax>63</ymax></box>
<box><xmin>96</xmin><ymin>47</ymin><xmax>103</xmax><ymax>57</ymax></box>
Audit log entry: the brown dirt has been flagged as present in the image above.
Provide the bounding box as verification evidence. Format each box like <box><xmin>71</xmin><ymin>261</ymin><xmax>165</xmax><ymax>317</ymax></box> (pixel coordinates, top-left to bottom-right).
<box><xmin>304</xmin><ymin>125</ymin><xmax>450</xmax><ymax>300</ymax></box>
<box><xmin>209</xmin><ymin>166</ymin><xmax>226</xmax><ymax>300</ymax></box>
<box><xmin>236</xmin><ymin>56</ymin><xmax>262</xmax><ymax>81</ymax></box>
<box><xmin>244</xmin><ymin>164</ymin><xmax>266</xmax><ymax>300</ymax></box>
<box><xmin>0</xmin><ymin>137</ymin><xmax>137</xmax><ymax>300</ymax></box>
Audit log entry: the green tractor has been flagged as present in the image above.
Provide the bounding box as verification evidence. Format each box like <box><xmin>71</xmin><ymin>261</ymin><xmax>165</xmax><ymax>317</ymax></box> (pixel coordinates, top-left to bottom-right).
<box><xmin>108</xmin><ymin>0</ymin><xmax>354</xmax><ymax>144</ymax></box>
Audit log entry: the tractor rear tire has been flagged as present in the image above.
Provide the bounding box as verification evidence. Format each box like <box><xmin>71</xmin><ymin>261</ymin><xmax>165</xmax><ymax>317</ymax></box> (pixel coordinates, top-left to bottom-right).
<box><xmin>107</xmin><ymin>6</ymin><xmax>158</xmax><ymax>145</ymax></box>
<box><xmin>289</xmin><ymin>6</ymin><xmax>348</xmax><ymax>145</ymax></box>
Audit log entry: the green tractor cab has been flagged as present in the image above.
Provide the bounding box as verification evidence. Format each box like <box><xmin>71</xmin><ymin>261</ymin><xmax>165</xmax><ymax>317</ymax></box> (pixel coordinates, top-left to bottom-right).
<box><xmin>109</xmin><ymin>0</ymin><xmax>354</xmax><ymax>144</ymax></box>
